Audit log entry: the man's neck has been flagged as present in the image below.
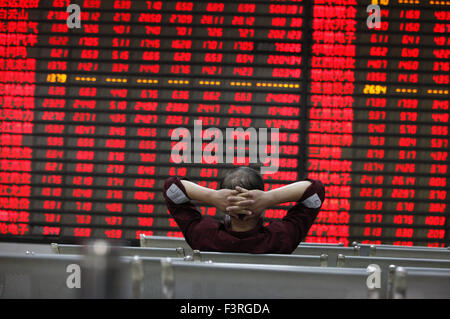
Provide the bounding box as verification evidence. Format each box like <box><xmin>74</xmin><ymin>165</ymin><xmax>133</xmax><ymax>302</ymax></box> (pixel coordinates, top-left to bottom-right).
<box><xmin>230</xmin><ymin>217</ymin><xmax>259</xmax><ymax>232</ymax></box>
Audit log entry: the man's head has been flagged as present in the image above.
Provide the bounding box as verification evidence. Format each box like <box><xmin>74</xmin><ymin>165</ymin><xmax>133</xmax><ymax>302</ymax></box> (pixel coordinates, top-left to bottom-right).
<box><xmin>220</xmin><ymin>166</ymin><xmax>264</xmax><ymax>192</ymax></box>
<box><xmin>220</xmin><ymin>167</ymin><xmax>265</xmax><ymax>229</ymax></box>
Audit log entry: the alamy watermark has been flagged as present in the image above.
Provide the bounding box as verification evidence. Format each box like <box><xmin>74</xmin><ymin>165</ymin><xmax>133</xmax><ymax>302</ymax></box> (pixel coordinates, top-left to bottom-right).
<box><xmin>67</xmin><ymin>4</ymin><xmax>81</xmax><ymax>29</ymax></box>
<box><xmin>66</xmin><ymin>263</ymin><xmax>81</xmax><ymax>289</ymax></box>
<box><xmin>170</xmin><ymin>120</ymin><xmax>279</xmax><ymax>174</ymax></box>
<box><xmin>367</xmin><ymin>4</ymin><xmax>381</xmax><ymax>29</ymax></box>
<box><xmin>366</xmin><ymin>264</ymin><xmax>381</xmax><ymax>289</ymax></box>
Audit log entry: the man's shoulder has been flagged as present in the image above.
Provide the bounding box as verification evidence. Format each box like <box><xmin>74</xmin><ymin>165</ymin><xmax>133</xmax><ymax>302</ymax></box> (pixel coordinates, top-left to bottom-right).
<box><xmin>194</xmin><ymin>216</ymin><xmax>222</xmax><ymax>230</ymax></box>
<box><xmin>261</xmin><ymin>221</ymin><xmax>299</xmax><ymax>253</ymax></box>
<box><xmin>263</xmin><ymin>218</ymin><xmax>288</xmax><ymax>230</ymax></box>
<box><xmin>263</xmin><ymin>219</ymin><xmax>297</xmax><ymax>240</ymax></box>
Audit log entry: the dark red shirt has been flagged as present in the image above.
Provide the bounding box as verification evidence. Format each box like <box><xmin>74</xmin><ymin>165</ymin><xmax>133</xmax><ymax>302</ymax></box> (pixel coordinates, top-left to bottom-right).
<box><xmin>163</xmin><ymin>176</ymin><xmax>325</xmax><ymax>254</ymax></box>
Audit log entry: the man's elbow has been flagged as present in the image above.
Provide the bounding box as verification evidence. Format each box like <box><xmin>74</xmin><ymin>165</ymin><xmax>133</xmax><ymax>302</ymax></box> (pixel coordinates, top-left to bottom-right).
<box><xmin>163</xmin><ymin>176</ymin><xmax>191</xmax><ymax>205</ymax></box>
<box><xmin>315</xmin><ymin>179</ymin><xmax>325</xmax><ymax>204</ymax></box>
<box><xmin>300</xmin><ymin>179</ymin><xmax>325</xmax><ymax>210</ymax></box>
<box><xmin>164</xmin><ymin>176</ymin><xmax>178</xmax><ymax>192</ymax></box>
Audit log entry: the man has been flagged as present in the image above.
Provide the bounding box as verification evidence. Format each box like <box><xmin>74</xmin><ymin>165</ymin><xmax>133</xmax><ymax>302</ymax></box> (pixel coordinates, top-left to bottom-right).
<box><xmin>163</xmin><ymin>166</ymin><xmax>325</xmax><ymax>254</ymax></box>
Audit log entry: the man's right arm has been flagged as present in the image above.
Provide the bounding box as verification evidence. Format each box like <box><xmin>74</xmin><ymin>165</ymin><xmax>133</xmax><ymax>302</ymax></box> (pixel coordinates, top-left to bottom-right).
<box><xmin>265</xmin><ymin>180</ymin><xmax>314</xmax><ymax>207</ymax></box>
<box><xmin>272</xmin><ymin>179</ymin><xmax>325</xmax><ymax>250</ymax></box>
<box><xmin>227</xmin><ymin>179</ymin><xmax>325</xmax><ymax>252</ymax></box>
<box><xmin>227</xmin><ymin>180</ymin><xmax>317</xmax><ymax>217</ymax></box>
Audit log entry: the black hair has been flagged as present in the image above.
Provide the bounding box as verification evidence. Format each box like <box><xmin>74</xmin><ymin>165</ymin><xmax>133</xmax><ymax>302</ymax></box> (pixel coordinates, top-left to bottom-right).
<box><xmin>220</xmin><ymin>166</ymin><xmax>264</xmax><ymax>191</ymax></box>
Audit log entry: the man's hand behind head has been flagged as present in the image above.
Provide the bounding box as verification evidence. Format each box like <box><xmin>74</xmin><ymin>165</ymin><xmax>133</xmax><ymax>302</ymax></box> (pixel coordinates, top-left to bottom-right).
<box><xmin>211</xmin><ymin>188</ymin><xmax>240</xmax><ymax>212</ymax></box>
<box><xmin>223</xmin><ymin>190</ymin><xmax>253</xmax><ymax>220</ymax></box>
<box><xmin>225</xmin><ymin>186</ymin><xmax>272</xmax><ymax>220</ymax></box>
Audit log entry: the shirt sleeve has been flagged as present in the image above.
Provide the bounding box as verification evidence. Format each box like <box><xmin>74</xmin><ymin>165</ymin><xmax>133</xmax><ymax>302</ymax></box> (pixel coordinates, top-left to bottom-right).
<box><xmin>272</xmin><ymin>179</ymin><xmax>326</xmax><ymax>252</ymax></box>
<box><xmin>163</xmin><ymin>176</ymin><xmax>203</xmax><ymax>243</ymax></box>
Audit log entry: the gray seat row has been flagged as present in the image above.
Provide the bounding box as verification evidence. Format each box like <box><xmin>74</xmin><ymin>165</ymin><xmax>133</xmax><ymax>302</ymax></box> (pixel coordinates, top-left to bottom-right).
<box><xmin>53</xmin><ymin>243</ymin><xmax>450</xmax><ymax>270</ymax></box>
<box><xmin>2</xmin><ymin>251</ymin><xmax>449</xmax><ymax>299</ymax></box>
<box><xmin>160</xmin><ymin>259</ymin><xmax>376</xmax><ymax>299</ymax></box>
<box><xmin>52</xmin><ymin>243</ymin><xmax>328</xmax><ymax>267</ymax></box>
<box><xmin>139</xmin><ymin>235</ymin><xmax>450</xmax><ymax>265</ymax></box>
<box><xmin>2</xmin><ymin>237</ymin><xmax>449</xmax><ymax>299</ymax></box>
<box><xmin>353</xmin><ymin>243</ymin><xmax>450</xmax><ymax>260</ymax></box>
<box><xmin>0</xmin><ymin>252</ymin><xmax>376</xmax><ymax>299</ymax></box>
<box><xmin>0</xmin><ymin>252</ymin><xmax>183</xmax><ymax>299</ymax></box>
<box><xmin>140</xmin><ymin>234</ymin><xmax>344</xmax><ymax>251</ymax></box>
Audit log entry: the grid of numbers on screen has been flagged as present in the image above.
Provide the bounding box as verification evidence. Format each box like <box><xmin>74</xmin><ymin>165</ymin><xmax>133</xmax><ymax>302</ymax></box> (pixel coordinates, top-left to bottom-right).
<box><xmin>0</xmin><ymin>0</ymin><xmax>448</xmax><ymax>246</ymax></box>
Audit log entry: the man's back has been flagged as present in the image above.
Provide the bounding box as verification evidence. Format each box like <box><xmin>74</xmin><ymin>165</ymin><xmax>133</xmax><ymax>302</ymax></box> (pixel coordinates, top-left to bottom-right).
<box><xmin>163</xmin><ymin>175</ymin><xmax>325</xmax><ymax>254</ymax></box>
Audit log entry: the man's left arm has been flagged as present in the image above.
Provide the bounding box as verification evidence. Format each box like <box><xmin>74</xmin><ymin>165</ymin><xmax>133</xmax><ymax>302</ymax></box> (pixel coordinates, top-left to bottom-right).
<box><xmin>278</xmin><ymin>179</ymin><xmax>325</xmax><ymax>249</ymax></box>
<box><xmin>163</xmin><ymin>177</ymin><xmax>203</xmax><ymax>239</ymax></box>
